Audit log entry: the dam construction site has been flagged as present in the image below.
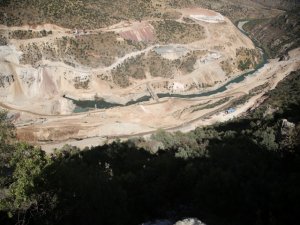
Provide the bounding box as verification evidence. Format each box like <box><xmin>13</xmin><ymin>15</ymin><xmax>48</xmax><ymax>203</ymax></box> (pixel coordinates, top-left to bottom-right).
<box><xmin>0</xmin><ymin>5</ymin><xmax>299</xmax><ymax>151</ymax></box>
<box><xmin>1</xmin><ymin>1</ymin><xmax>300</xmax><ymax>225</ymax></box>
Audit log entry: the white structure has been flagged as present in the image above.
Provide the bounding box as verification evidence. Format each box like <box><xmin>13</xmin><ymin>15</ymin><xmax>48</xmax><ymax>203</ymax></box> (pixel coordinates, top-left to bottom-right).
<box><xmin>190</xmin><ymin>14</ymin><xmax>224</xmax><ymax>23</ymax></box>
<box><xmin>174</xmin><ymin>218</ymin><xmax>206</xmax><ymax>225</ymax></box>
<box><xmin>169</xmin><ymin>82</ymin><xmax>185</xmax><ymax>92</ymax></box>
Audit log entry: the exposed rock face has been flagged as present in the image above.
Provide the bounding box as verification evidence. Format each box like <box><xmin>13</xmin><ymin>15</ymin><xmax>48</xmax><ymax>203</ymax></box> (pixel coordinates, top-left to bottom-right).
<box><xmin>0</xmin><ymin>73</ymin><xmax>14</xmax><ymax>88</ymax></box>
<box><xmin>281</xmin><ymin>119</ymin><xmax>295</xmax><ymax>136</ymax></box>
<box><xmin>279</xmin><ymin>52</ymin><xmax>291</xmax><ymax>61</ymax></box>
<box><xmin>174</xmin><ymin>218</ymin><xmax>206</xmax><ymax>225</ymax></box>
<box><xmin>279</xmin><ymin>119</ymin><xmax>297</xmax><ymax>150</ymax></box>
<box><xmin>141</xmin><ymin>218</ymin><xmax>206</xmax><ymax>225</ymax></box>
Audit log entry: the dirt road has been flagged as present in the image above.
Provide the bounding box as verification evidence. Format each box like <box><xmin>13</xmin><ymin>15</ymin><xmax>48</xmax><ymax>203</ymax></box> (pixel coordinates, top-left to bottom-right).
<box><xmin>1</xmin><ymin>8</ymin><xmax>299</xmax><ymax>152</ymax></box>
<box><xmin>15</xmin><ymin>47</ymin><xmax>300</xmax><ymax>152</ymax></box>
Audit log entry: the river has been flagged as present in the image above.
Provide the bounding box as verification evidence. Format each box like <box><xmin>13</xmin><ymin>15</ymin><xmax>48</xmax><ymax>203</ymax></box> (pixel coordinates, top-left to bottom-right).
<box><xmin>67</xmin><ymin>21</ymin><xmax>267</xmax><ymax>113</ymax></box>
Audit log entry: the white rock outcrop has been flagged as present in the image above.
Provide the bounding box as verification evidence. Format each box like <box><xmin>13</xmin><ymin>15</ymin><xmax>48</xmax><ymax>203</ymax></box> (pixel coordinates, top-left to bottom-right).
<box><xmin>174</xmin><ymin>218</ymin><xmax>206</xmax><ymax>225</ymax></box>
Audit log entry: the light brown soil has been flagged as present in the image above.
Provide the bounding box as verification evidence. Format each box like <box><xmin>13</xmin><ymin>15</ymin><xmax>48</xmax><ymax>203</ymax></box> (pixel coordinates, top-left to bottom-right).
<box><xmin>10</xmin><ymin>47</ymin><xmax>300</xmax><ymax>151</ymax></box>
<box><xmin>1</xmin><ymin>8</ymin><xmax>298</xmax><ymax>152</ymax></box>
<box><xmin>181</xmin><ymin>8</ymin><xmax>219</xmax><ymax>17</ymax></box>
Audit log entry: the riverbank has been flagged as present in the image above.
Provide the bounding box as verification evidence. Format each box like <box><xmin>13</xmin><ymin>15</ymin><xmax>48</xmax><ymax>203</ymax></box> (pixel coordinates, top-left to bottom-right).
<box><xmin>63</xmin><ymin>20</ymin><xmax>266</xmax><ymax>114</ymax></box>
<box><xmin>2</xmin><ymin>9</ymin><xmax>299</xmax><ymax>151</ymax></box>
<box><xmin>33</xmin><ymin>47</ymin><xmax>300</xmax><ymax>152</ymax></box>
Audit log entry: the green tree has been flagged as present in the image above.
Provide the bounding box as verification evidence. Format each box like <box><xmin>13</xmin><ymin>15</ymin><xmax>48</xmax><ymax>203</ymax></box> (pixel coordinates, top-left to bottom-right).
<box><xmin>1</xmin><ymin>143</ymin><xmax>50</xmax><ymax>215</ymax></box>
<box><xmin>0</xmin><ymin>110</ymin><xmax>15</xmax><ymax>188</ymax></box>
<box><xmin>254</xmin><ymin>127</ymin><xmax>279</xmax><ymax>151</ymax></box>
<box><xmin>151</xmin><ymin>128</ymin><xmax>177</xmax><ymax>149</ymax></box>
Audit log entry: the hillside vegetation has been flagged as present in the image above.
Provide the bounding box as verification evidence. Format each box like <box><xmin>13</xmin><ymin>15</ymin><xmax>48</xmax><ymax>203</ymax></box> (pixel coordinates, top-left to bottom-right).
<box><xmin>251</xmin><ymin>0</ymin><xmax>300</xmax><ymax>10</ymax></box>
<box><xmin>0</xmin><ymin>0</ymin><xmax>284</xmax><ymax>28</ymax></box>
<box><xmin>166</xmin><ymin>0</ymin><xmax>283</xmax><ymax>21</ymax></box>
<box><xmin>18</xmin><ymin>32</ymin><xmax>147</xmax><ymax>67</ymax></box>
<box><xmin>0</xmin><ymin>0</ymin><xmax>154</xmax><ymax>28</ymax></box>
<box><xmin>151</xmin><ymin>20</ymin><xmax>205</xmax><ymax>44</ymax></box>
<box><xmin>244</xmin><ymin>8</ymin><xmax>300</xmax><ymax>58</ymax></box>
<box><xmin>111</xmin><ymin>50</ymin><xmax>177</xmax><ymax>87</ymax></box>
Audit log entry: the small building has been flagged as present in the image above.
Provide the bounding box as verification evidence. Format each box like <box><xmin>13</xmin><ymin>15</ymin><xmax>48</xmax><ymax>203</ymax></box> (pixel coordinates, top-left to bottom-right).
<box><xmin>225</xmin><ymin>107</ymin><xmax>236</xmax><ymax>114</ymax></box>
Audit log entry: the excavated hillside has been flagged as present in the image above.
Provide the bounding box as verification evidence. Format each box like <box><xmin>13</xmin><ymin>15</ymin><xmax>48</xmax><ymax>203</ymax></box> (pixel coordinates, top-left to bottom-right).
<box><xmin>0</xmin><ymin>1</ymin><xmax>299</xmax><ymax>146</ymax></box>
<box><xmin>0</xmin><ymin>6</ymin><xmax>263</xmax><ymax>116</ymax></box>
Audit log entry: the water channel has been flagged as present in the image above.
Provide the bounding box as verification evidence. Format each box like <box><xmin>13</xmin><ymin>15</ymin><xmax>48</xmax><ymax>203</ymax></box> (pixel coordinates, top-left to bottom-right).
<box><xmin>67</xmin><ymin>21</ymin><xmax>267</xmax><ymax>113</ymax></box>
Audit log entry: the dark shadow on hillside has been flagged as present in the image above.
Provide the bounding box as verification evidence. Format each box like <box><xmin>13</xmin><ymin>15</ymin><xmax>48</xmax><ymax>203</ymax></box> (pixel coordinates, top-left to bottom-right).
<box><xmin>13</xmin><ymin>137</ymin><xmax>300</xmax><ymax>225</ymax></box>
<box><xmin>0</xmin><ymin>0</ymin><xmax>10</xmax><ymax>7</ymax></box>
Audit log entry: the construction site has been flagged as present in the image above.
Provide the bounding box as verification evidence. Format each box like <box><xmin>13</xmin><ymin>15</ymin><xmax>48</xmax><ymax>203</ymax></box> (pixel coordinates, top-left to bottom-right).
<box><xmin>0</xmin><ymin>7</ymin><xmax>299</xmax><ymax>151</ymax></box>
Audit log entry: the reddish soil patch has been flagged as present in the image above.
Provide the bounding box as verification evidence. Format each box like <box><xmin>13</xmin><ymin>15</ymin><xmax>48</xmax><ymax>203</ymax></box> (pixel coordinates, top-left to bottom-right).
<box><xmin>119</xmin><ymin>22</ymin><xmax>155</xmax><ymax>42</ymax></box>
<box><xmin>87</xmin><ymin>52</ymin><xmax>102</xmax><ymax>59</ymax></box>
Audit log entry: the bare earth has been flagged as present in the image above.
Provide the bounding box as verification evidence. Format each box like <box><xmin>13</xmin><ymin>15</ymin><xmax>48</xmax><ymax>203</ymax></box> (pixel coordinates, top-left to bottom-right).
<box><xmin>14</xmin><ymin>47</ymin><xmax>300</xmax><ymax>152</ymax></box>
<box><xmin>0</xmin><ymin>8</ymin><xmax>299</xmax><ymax>152</ymax></box>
